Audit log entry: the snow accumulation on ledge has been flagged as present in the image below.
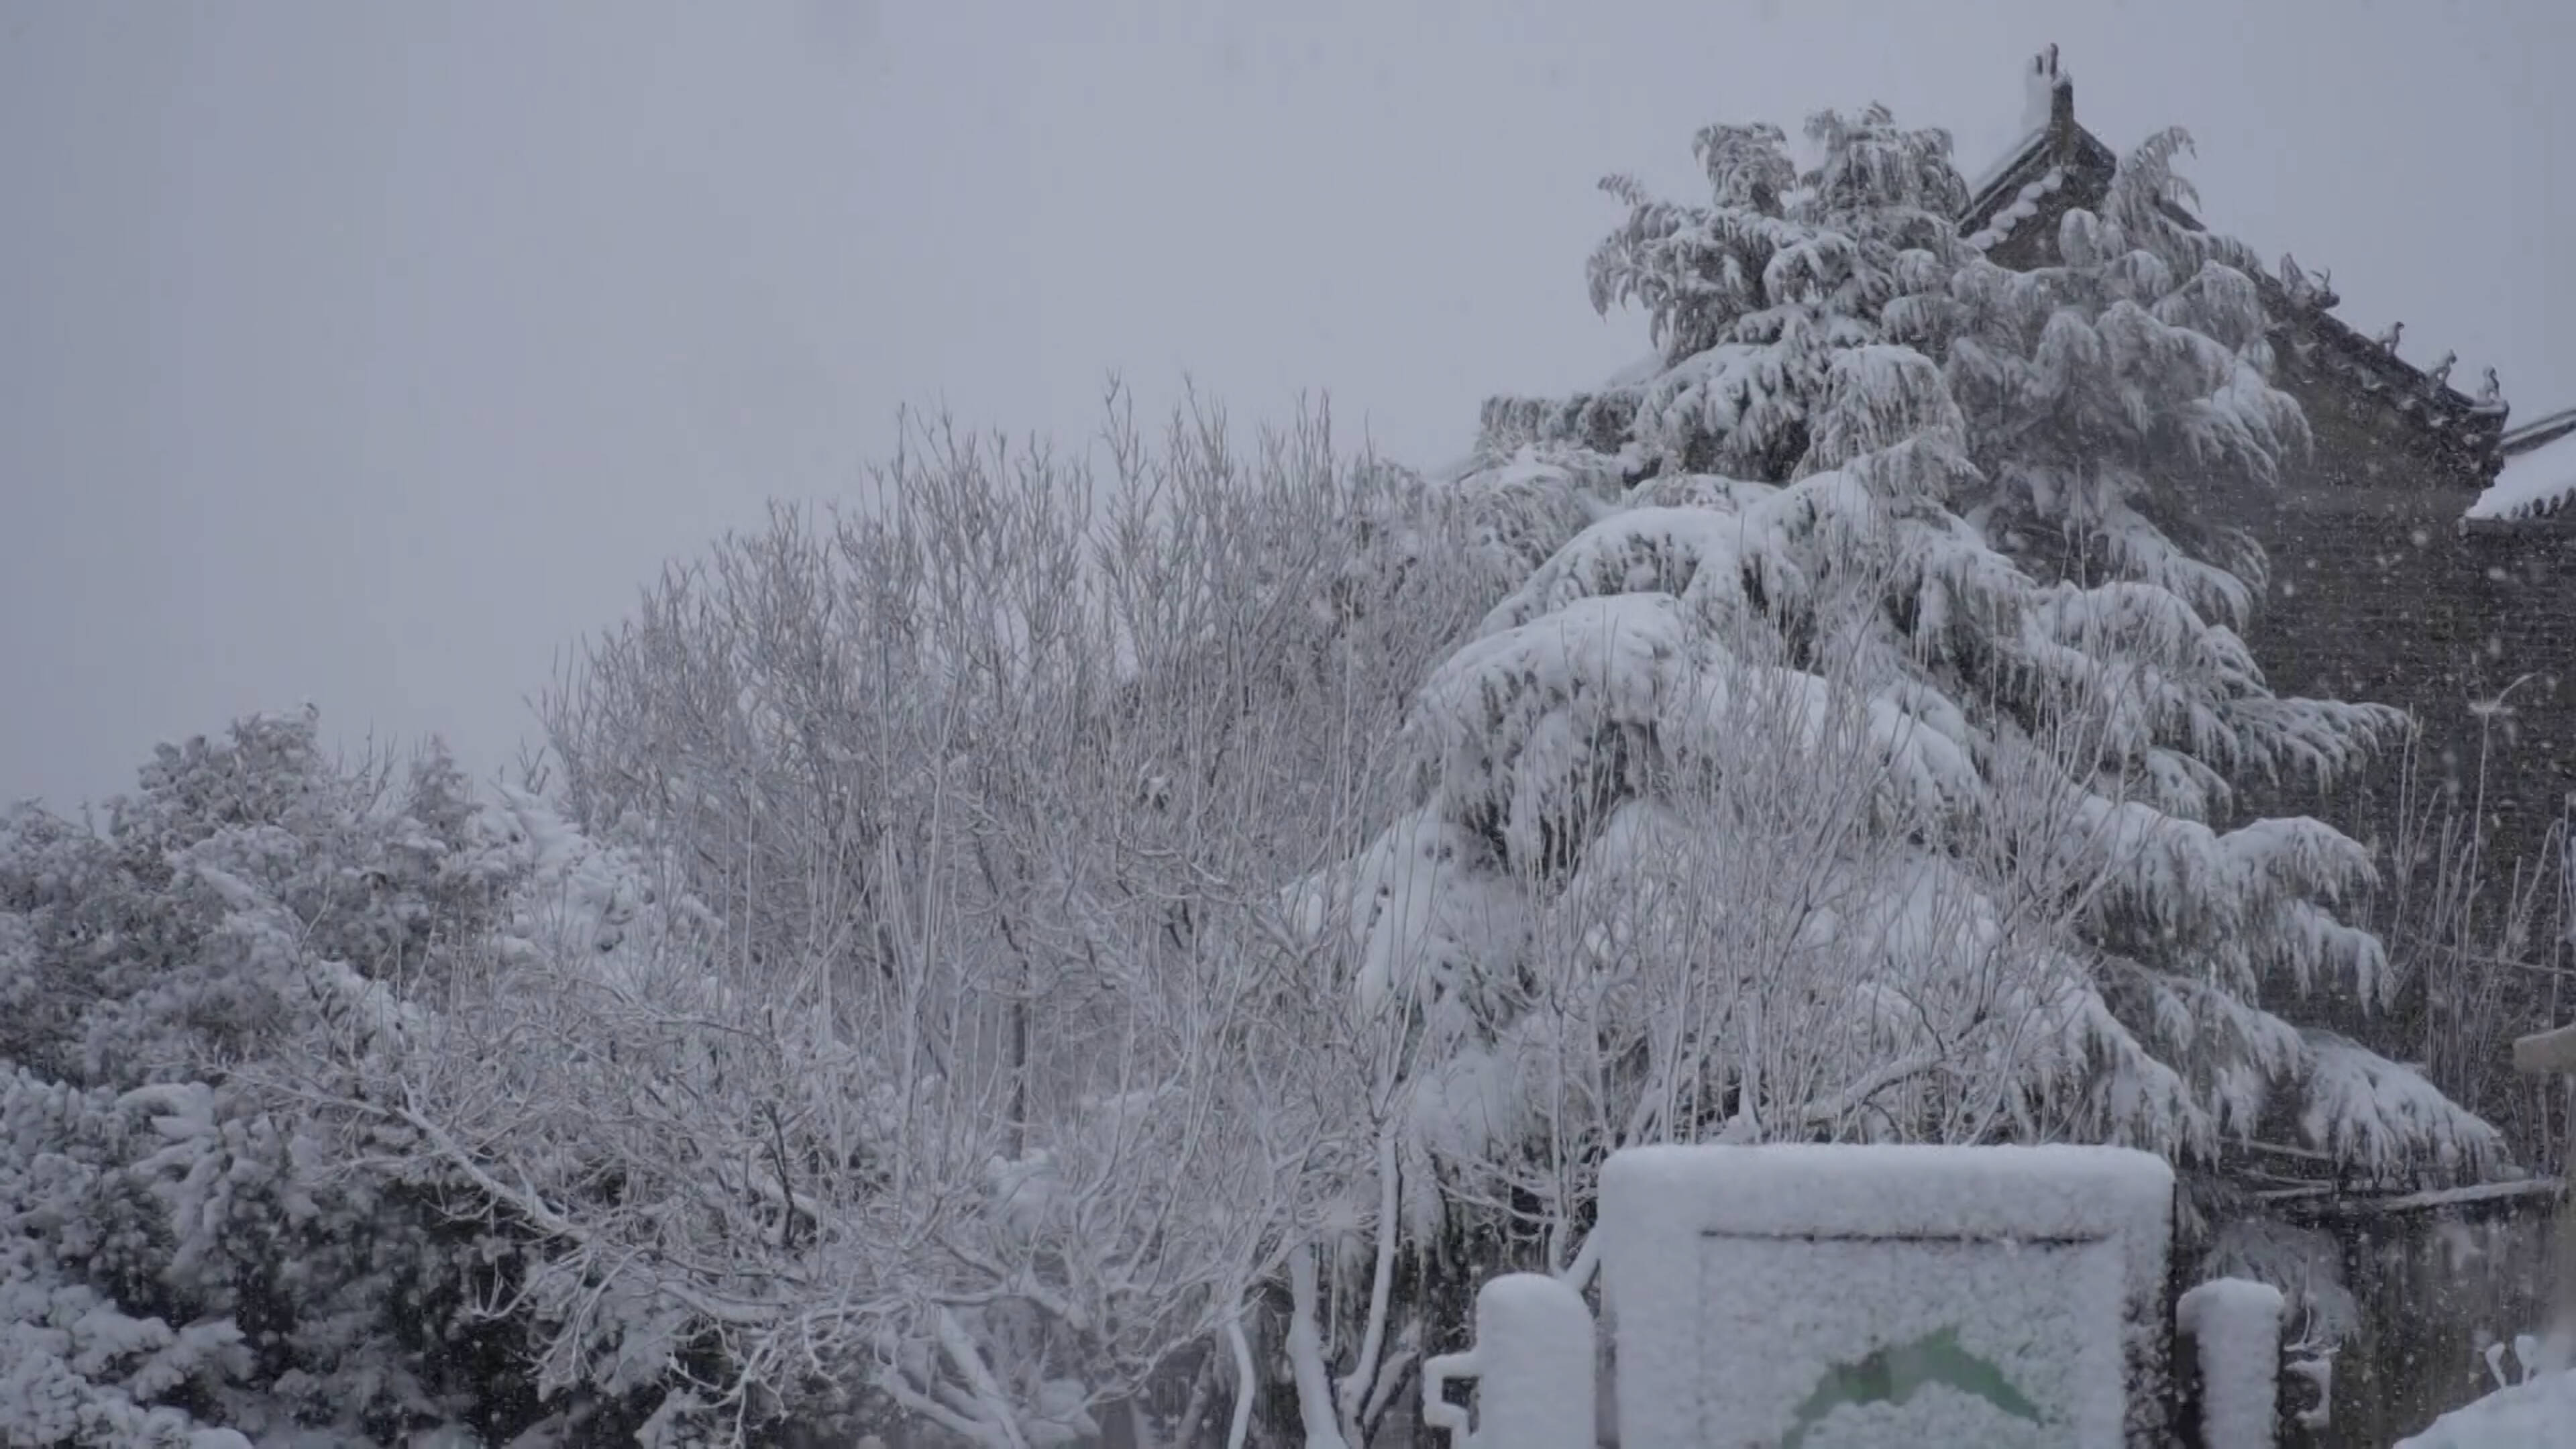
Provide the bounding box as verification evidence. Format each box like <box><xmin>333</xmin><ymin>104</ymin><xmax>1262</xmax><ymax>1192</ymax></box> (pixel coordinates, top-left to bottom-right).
<box><xmin>2467</xmin><ymin>419</ymin><xmax>2576</xmax><ymax>523</ymax></box>
<box><xmin>1964</xmin><ymin>127</ymin><xmax>2048</xmax><ymax>213</ymax></box>
<box><xmin>2396</xmin><ymin>1366</ymin><xmax>2576</xmax><ymax>1448</ymax></box>
<box><xmin>1966</xmin><ymin>167</ymin><xmax>2068</xmax><ymax>254</ymax></box>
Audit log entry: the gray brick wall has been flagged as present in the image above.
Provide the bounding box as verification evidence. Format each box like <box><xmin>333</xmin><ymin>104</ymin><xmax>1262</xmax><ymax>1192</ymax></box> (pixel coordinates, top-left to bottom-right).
<box><xmin>2212</xmin><ymin>460</ymin><xmax>2575</xmax><ymax>873</ymax></box>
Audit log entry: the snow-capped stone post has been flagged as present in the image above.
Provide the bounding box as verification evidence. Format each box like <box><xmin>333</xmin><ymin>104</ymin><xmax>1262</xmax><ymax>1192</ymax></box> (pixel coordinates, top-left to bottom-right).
<box><xmin>1421</xmin><ymin>1274</ymin><xmax>1595</xmax><ymax>1449</ymax></box>
<box><xmin>1599</xmin><ymin>1144</ymin><xmax>2176</xmax><ymax>1448</ymax></box>
<box><xmin>2174</xmin><ymin>1279</ymin><xmax>2285</xmax><ymax>1449</ymax></box>
<box><xmin>2512</xmin><ymin>1022</ymin><xmax>2576</xmax><ymax>1343</ymax></box>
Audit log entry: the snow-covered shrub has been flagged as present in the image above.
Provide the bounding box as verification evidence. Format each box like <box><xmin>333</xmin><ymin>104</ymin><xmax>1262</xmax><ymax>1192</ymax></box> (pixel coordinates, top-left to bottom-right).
<box><xmin>0</xmin><ymin>713</ymin><xmax>588</xmax><ymax>1448</ymax></box>
<box><xmin>0</xmin><ymin>1067</ymin><xmax>252</xmax><ymax>1449</ymax></box>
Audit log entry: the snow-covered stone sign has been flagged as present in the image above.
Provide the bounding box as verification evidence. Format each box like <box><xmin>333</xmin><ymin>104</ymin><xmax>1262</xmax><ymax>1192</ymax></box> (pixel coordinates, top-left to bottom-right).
<box><xmin>1600</xmin><ymin>1144</ymin><xmax>2174</xmax><ymax>1449</ymax></box>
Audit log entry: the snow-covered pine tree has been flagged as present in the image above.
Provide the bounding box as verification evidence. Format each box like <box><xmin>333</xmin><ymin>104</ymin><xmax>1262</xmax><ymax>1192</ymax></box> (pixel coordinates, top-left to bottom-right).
<box><xmin>1293</xmin><ymin>105</ymin><xmax>2502</xmax><ymax>1297</ymax></box>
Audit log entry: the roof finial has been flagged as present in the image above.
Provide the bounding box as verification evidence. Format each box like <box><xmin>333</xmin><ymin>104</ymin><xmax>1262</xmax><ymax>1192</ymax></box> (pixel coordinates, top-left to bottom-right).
<box><xmin>2277</xmin><ymin>253</ymin><xmax>2321</xmax><ymax>309</ymax></box>
<box><xmin>2376</xmin><ymin>320</ymin><xmax>2405</xmax><ymax>354</ymax></box>
<box><xmin>2277</xmin><ymin>254</ymin><xmax>2339</xmax><ymax>310</ymax></box>
<box><xmin>2477</xmin><ymin>367</ymin><xmax>2504</xmax><ymax>409</ymax></box>
<box><xmin>2426</xmin><ymin>351</ymin><xmax>2457</xmax><ymax>391</ymax></box>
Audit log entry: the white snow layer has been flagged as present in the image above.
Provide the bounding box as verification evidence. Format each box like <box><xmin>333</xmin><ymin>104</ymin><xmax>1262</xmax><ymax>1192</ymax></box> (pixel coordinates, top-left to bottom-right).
<box><xmin>1963</xmin><ymin>127</ymin><xmax>2045</xmax><ymax>210</ymax></box>
<box><xmin>2466</xmin><ymin>427</ymin><xmax>2576</xmax><ymax>522</ymax></box>
<box><xmin>2176</xmin><ymin>1278</ymin><xmax>2284</xmax><ymax>1448</ymax></box>
<box><xmin>2397</xmin><ymin>1366</ymin><xmax>2576</xmax><ymax>1448</ymax></box>
<box><xmin>1966</xmin><ymin>168</ymin><xmax>2066</xmax><ymax>253</ymax></box>
<box><xmin>1424</xmin><ymin>1274</ymin><xmax>1595</xmax><ymax>1449</ymax></box>
<box><xmin>1600</xmin><ymin>1144</ymin><xmax>2172</xmax><ymax>1449</ymax></box>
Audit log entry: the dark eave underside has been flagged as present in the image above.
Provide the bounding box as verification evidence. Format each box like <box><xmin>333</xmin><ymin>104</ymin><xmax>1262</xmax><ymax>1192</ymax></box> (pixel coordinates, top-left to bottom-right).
<box><xmin>2502</xmin><ymin>406</ymin><xmax>2576</xmax><ymax>458</ymax></box>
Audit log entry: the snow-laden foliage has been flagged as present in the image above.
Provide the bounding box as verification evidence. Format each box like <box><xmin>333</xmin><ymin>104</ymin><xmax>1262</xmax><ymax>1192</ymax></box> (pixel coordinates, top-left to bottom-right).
<box><xmin>316</xmin><ymin>402</ymin><xmax>1541</xmax><ymax>1449</ymax></box>
<box><xmin>1303</xmin><ymin>103</ymin><xmax>2498</xmax><ymax>1293</ymax></box>
<box><xmin>0</xmin><ymin>712</ymin><xmax>610</xmax><ymax>1448</ymax></box>
<box><xmin>0</xmin><ymin>1069</ymin><xmax>255</xmax><ymax>1449</ymax></box>
<box><xmin>0</xmin><ymin>112</ymin><xmax>2521</xmax><ymax>1449</ymax></box>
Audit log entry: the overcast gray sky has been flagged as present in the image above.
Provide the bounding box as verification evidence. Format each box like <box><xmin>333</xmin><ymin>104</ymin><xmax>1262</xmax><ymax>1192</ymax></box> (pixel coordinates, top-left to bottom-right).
<box><xmin>4</xmin><ymin>0</ymin><xmax>2569</xmax><ymax>810</ymax></box>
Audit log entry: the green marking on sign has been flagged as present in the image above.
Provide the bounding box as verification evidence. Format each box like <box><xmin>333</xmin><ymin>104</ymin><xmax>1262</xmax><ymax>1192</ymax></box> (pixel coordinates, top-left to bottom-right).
<box><xmin>1780</xmin><ymin>1327</ymin><xmax>2047</xmax><ymax>1448</ymax></box>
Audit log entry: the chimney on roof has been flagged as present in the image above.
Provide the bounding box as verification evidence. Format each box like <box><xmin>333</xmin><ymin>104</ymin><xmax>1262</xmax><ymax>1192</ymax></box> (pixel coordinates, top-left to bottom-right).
<box><xmin>2023</xmin><ymin>43</ymin><xmax>2076</xmax><ymax>156</ymax></box>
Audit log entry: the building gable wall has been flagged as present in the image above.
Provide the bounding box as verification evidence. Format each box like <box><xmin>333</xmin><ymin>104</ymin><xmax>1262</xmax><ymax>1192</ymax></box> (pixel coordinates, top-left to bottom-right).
<box><xmin>1963</xmin><ymin>101</ymin><xmax>2567</xmax><ymax>872</ymax></box>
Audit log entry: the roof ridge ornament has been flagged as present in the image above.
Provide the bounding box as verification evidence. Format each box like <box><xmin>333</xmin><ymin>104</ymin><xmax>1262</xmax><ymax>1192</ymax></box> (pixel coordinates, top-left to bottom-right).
<box><xmin>2277</xmin><ymin>253</ymin><xmax>2339</xmax><ymax>311</ymax></box>
<box><xmin>2476</xmin><ymin>367</ymin><xmax>2506</xmax><ymax>412</ymax></box>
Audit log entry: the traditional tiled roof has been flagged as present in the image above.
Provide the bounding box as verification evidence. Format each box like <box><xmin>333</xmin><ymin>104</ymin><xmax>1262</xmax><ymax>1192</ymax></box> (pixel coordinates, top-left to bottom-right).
<box><xmin>1962</xmin><ymin>47</ymin><xmax>2064</xmax><ymax>194</ymax></box>
<box><xmin>1960</xmin><ymin>46</ymin><xmax>2098</xmax><ymax>241</ymax></box>
<box><xmin>1957</xmin><ymin>48</ymin><xmax>2514</xmax><ymax>492</ymax></box>
<box><xmin>2263</xmin><ymin>276</ymin><xmax>2510</xmax><ymax>472</ymax></box>
<box><xmin>2503</xmin><ymin>405</ymin><xmax>2576</xmax><ymax>455</ymax></box>
<box><xmin>2466</xmin><ymin>408</ymin><xmax>2576</xmax><ymax>523</ymax></box>
<box><xmin>1964</xmin><ymin>164</ymin><xmax>2069</xmax><ymax>254</ymax></box>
